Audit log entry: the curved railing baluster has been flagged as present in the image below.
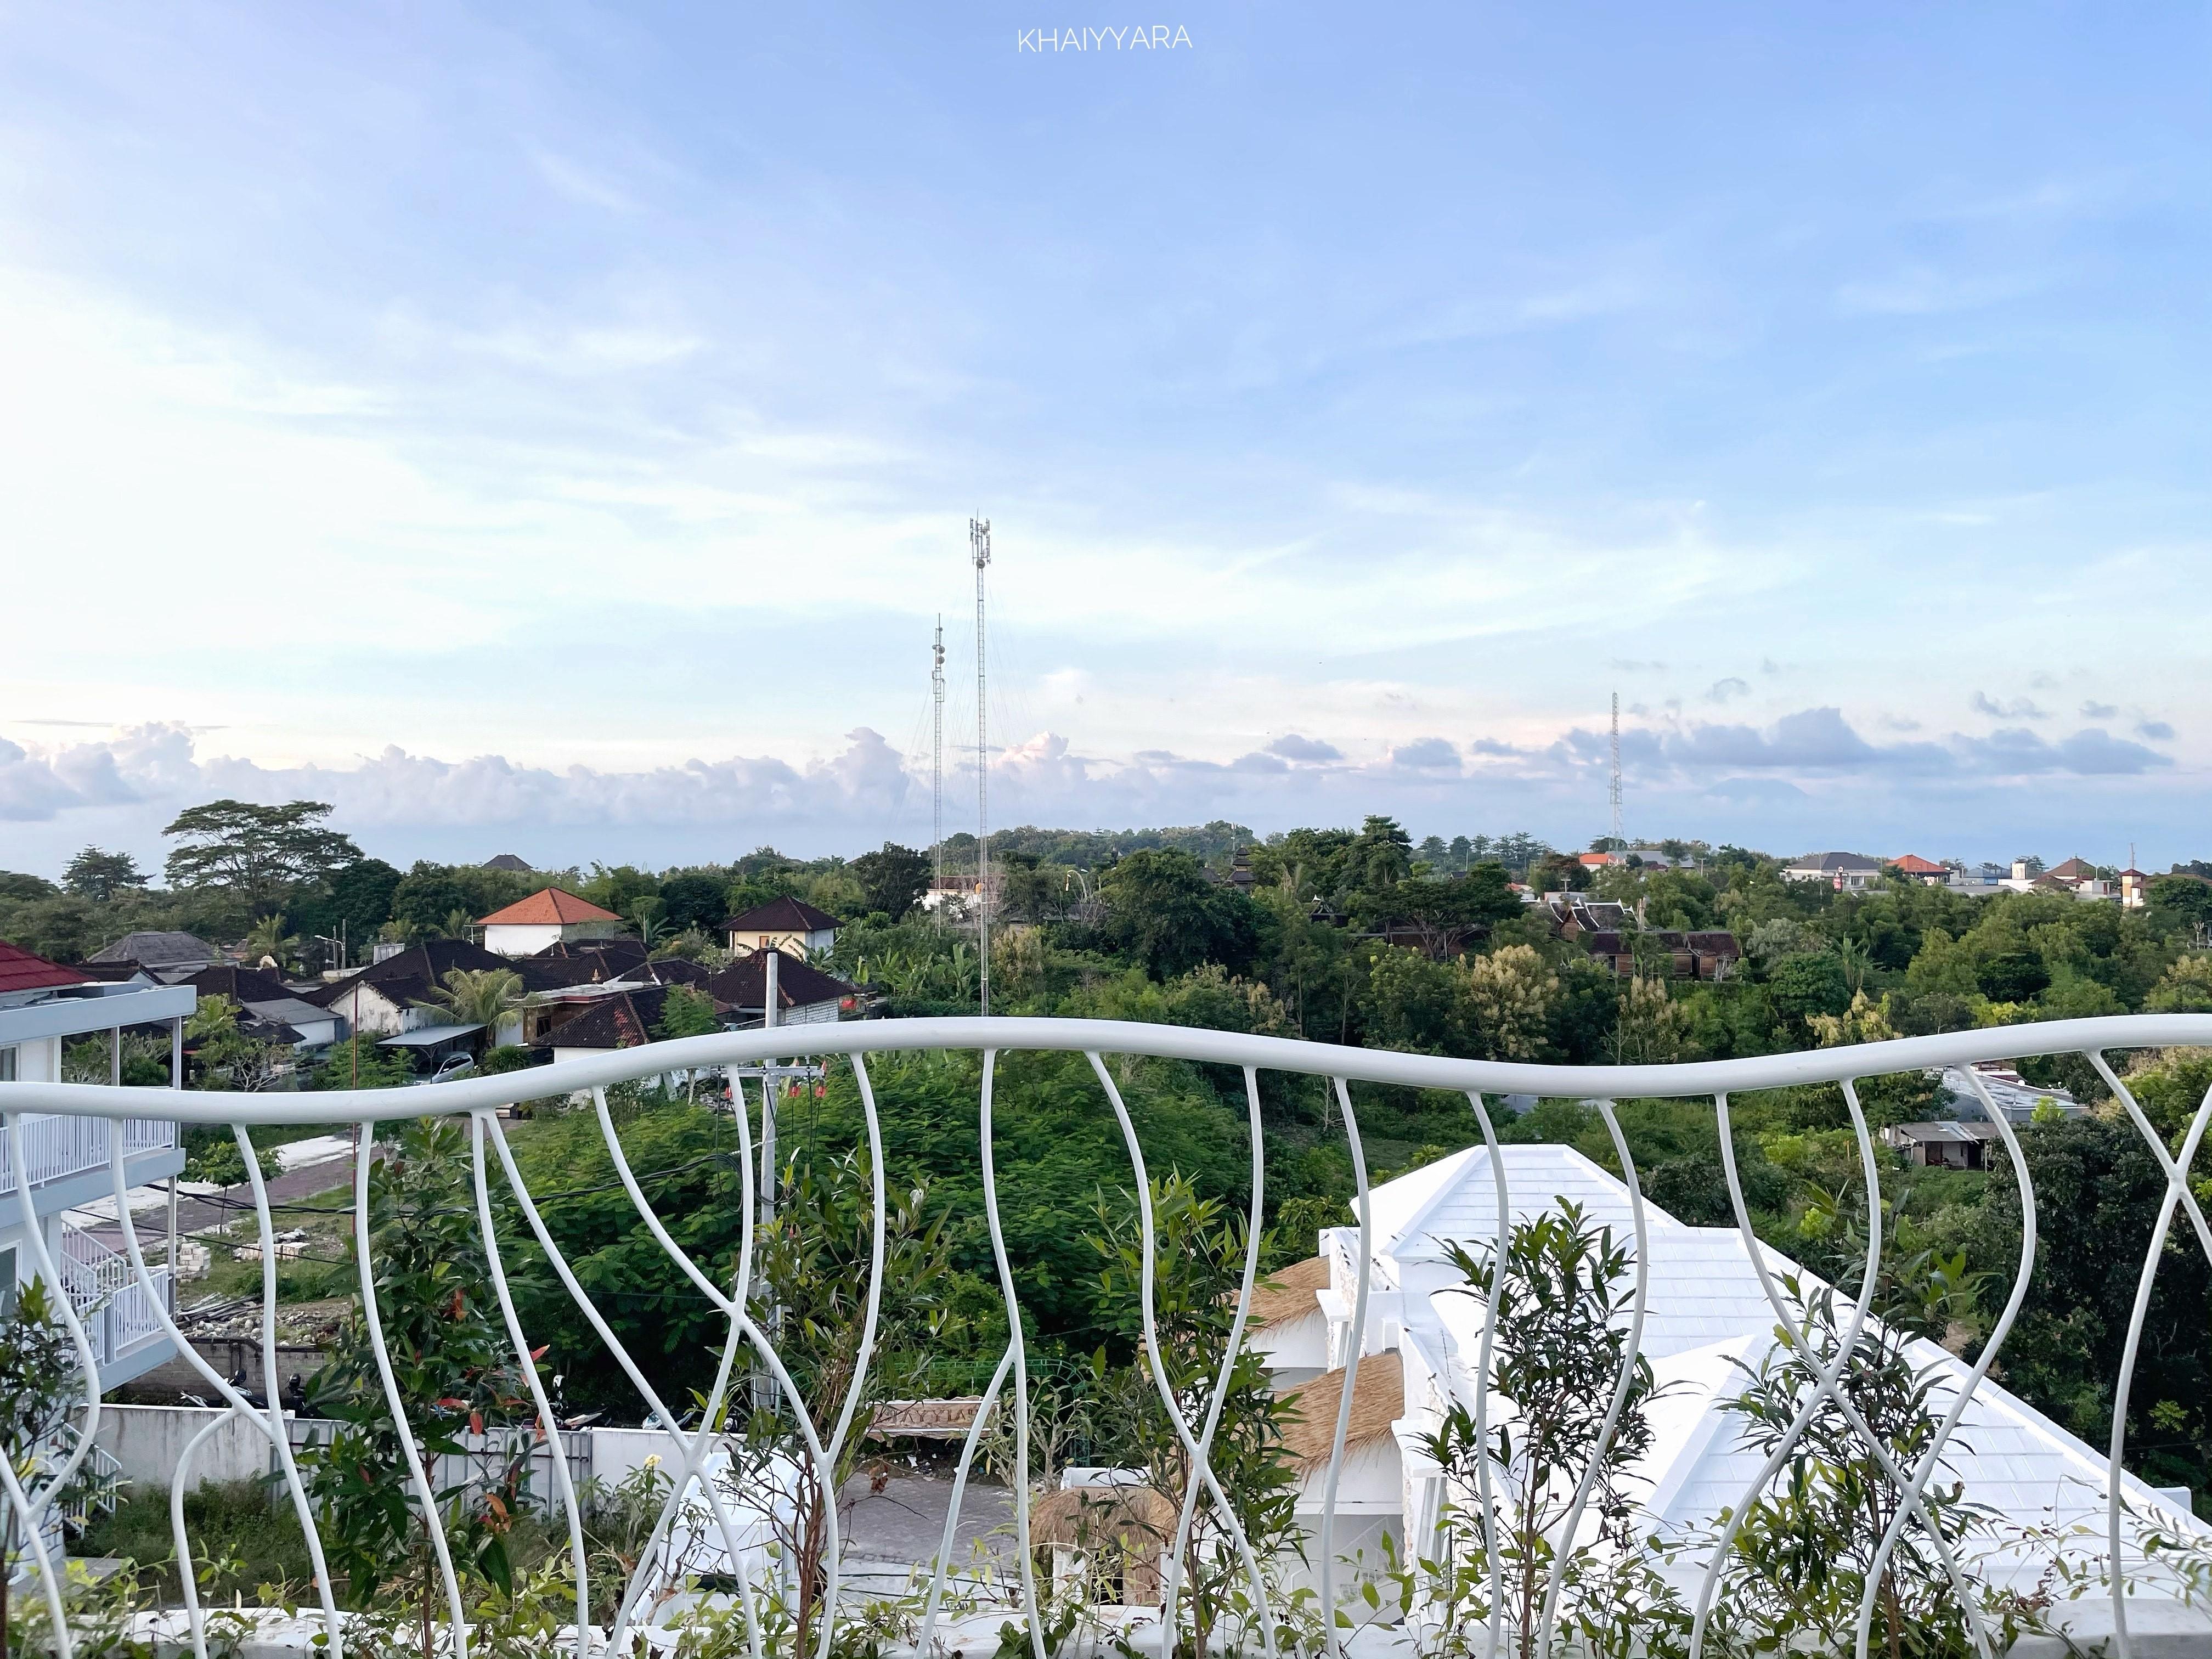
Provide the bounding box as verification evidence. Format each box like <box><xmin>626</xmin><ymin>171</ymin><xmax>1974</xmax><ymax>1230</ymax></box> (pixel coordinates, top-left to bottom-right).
<box><xmin>1689</xmin><ymin>1079</ymin><xmax>1884</xmax><ymax>1659</ymax></box>
<box><xmin>1460</xmin><ymin>1092</ymin><xmax>1510</xmax><ymax>1659</ymax></box>
<box><xmin>352</xmin><ymin>1122</ymin><xmax>470</xmax><ymax>1655</ymax></box>
<box><xmin>1318</xmin><ymin>1075</ymin><xmax>1373</xmax><ymax>1659</ymax></box>
<box><xmin>1086</xmin><ymin>1053</ymin><xmax>1278</xmax><ymax>1658</ymax></box>
<box><xmin>233</xmin><ymin>1124</ymin><xmax>343</xmax><ymax>1647</ymax></box>
<box><xmin>485</xmin><ymin>1109</ymin><xmax>770</xmax><ymax>1658</ymax></box>
<box><xmin>977</xmin><ymin>1049</ymin><xmax>1046</xmax><ymax>1659</ymax></box>
<box><xmin>2095</xmin><ymin>1075</ymin><xmax>2212</xmax><ymax>1659</ymax></box>
<box><xmin>6</xmin><ymin>1109</ymin><xmax>104</xmax><ymax>1659</ymax></box>
<box><xmin>1533</xmin><ymin>1099</ymin><xmax>1649</xmax><ymax>1659</ymax></box>
<box><xmin>467</xmin><ymin>1113</ymin><xmax>589</xmax><ymax>1656</ymax></box>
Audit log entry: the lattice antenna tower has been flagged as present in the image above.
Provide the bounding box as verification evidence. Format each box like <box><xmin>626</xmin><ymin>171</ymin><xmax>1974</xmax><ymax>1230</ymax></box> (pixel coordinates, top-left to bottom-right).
<box><xmin>971</xmin><ymin>517</ymin><xmax>992</xmax><ymax>1018</ymax></box>
<box><xmin>1609</xmin><ymin>691</ymin><xmax>1624</xmax><ymax>849</ymax></box>
<box><xmin>931</xmin><ymin>616</ymin><xmax>946</xmax><ymax>887</ymax></box>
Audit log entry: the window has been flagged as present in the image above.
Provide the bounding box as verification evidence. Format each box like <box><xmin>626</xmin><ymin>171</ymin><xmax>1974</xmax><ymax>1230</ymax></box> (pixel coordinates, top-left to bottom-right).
<box><xmin>0</xmin><ymin>1246</ymin><xmax>16</xmax><ymax>1319</ymax></box>
<box><xmin>0</xmin><ymin>1046</ymin><xmax>13</xmax><ymax>1081</ymax></box>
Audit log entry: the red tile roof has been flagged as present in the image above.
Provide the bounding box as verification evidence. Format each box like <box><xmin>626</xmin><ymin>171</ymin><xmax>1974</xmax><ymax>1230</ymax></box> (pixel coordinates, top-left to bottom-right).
<box><xmin>476</xmin><ymin>887</ymin><xmax>623</xmax><ymax>927</ymax></box>
<box><xmin>0</xmin><ymin>940</ymin><xmax>93</xmax><ymax>995</ymax></box>
<box><xmin>1891</xmin><ymin>854</ymin><xmax>1946</xmax><ymax>874</ymax></box>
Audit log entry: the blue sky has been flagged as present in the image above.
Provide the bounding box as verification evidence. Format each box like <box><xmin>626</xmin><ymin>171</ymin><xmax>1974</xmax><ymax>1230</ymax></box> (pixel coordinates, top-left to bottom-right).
<box><xmin>2</xmin><ymin>3</ymin><xmax>2207</xmax><ymax>874</ymax></box>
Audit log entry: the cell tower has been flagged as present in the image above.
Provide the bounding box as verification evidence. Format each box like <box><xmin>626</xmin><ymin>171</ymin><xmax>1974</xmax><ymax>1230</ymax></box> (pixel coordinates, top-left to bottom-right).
<box><xmin>1609</xmin><ymin>691</ymin><xmax>1624</xmax><ymax>849</ymax></box>
<box><xmin>971</xmin><ymin>516</ymin><xmax>992</xmax><ymax>1018</ymax></box>
<box><xmin>931</xmin><ymin>617</ymin><xmax>946</xmax><ymax>887</ymax></box>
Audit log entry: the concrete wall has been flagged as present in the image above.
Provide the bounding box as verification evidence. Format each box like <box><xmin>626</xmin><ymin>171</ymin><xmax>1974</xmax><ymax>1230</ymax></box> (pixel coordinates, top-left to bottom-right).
<box><xmin>98</xmin><ymin>1404</ymin><xmax>273</xmax><ymax>1490</ymax></box>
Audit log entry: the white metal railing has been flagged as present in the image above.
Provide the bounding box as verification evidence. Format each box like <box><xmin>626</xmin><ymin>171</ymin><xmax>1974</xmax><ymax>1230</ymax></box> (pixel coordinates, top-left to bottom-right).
<box><xmin>0</xmin><ymin>1110</ymin><xmax>176</xmax><ymax>1195</ymax></box>
<box><xmin>2</xmin><ymin>1014</ymin><xmax>2210</xmax><ymax>1659</ymax></box>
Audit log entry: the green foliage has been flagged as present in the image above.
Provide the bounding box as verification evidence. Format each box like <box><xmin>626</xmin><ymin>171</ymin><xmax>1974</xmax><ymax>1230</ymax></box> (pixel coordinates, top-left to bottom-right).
<box><xmin>298</xmin><ymin>1118</ymin><xmax>540</xmax><ymax>1611</ymax></box>
<box><xmin>1099</xmin><ymin>848</ymin><xmax>1262</xmax><ymax>979</ymax></box>
<box><xmin>313</xmin><ymin>1035</ymin><xmax>416</xmax><ymax>1090</ymax></box>
<box><xmin>654</xmin><ymin>984</ymin><xmax>720</xmax><ymax>1040</ymax></box>
<box><xmin>419</xmin><ymin>966</ymin><xmax>526</xmax><ymax>1031</ymax></box>
<box><xmin>848</xmin><ymin>842</ymin><xmax>931</xmax><ymax>921</ymax></box>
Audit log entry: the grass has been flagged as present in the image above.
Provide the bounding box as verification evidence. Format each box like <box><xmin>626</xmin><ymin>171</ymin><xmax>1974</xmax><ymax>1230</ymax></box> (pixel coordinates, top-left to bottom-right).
<box><xmin>75</xmin><ymin>1480</ymin><xmax>316</xmax><ymax>1605</ymax></box>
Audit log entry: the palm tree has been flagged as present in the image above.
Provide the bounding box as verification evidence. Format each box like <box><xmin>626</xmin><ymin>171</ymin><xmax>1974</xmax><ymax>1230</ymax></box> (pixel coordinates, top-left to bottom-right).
<box><xmin>628</xmin><ymin>896</ymin><xmax>670</xmax><ymax>950</ymax></box>
<box><xmin>416</xmin><ymin>968</ymin><xmax>527</xmax><ymax>1039</ymax></box>
<box><xmin>242</xmin><ymin>913</ymin><xmax>301</xmax><ymax>971</ymax></box>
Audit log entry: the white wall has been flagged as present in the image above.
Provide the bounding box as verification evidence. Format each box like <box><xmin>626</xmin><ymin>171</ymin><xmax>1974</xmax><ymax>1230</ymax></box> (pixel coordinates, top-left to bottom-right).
<box><xmin>97</xmin><ymin>1404</ymin><xmax>272</xmax><ymax>1489</ymax></box>
<box><xmin>485</xmin><ymin>922</ymin><xmax>562</xmax><ymax>957</ymax></box>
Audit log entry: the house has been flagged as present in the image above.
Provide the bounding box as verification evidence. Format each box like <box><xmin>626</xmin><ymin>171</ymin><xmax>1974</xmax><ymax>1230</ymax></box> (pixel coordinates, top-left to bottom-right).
<box><xmin>544</xmin><ymin>984</ymin><xmax>672</xmax><ymax>1066</ymax></box>
<box><xmin>174</xmin><ymin>966</ymin><xmax>343</xmax><ymax>1051</ymax></box>
<box><xmin>723</xmin><ymin>896</ymin><xmax>842</xmax><ymax>960</ymax></box>
<box><xmin>1248</xmin><ymin>1255</ymin><xmax>1333</xmax><ymax>1389</ymax></box>
<box><xmin>1544</xmin><ymin>899</ymin><xmax>1739</xmax><ymax>979</ymax></box>
<box><xmin>2119</xmin><ymin>866</ymin><xmax>2151</xmax><ymax>909</ymax></box>
<box><xmin>1257</xmin><ymin>1141</ymin><xmax>2208</xmax><ymax>1602</ymax></box>
<box><xmin>701</xmin><ymin>949</ymin><xmax>859</xmax><ymax>1028</ymax></box>
<box><xmin>512</xmin><ymin>937</ymin><xmax>652</xmax><ymax>994</ymax></box>
<box><xmin>86</xmin><ymin>931</ymin><xmax>219</xmax><ymax>972</ymax></box>
<box><xmin>1889</xmin><ymin>853</ymin><xmax>1948</xmax><ymax>884</ymax></box>
<box><xmin>476</xmin><ymin>887</ymin><xmax>625</xmax><ymax>956</ymax></box>
<box><xmin>306</xmin><ymin>938</ymin><xmax>516</xmax><ymax>1041</ymax></box>
<box><xmin>0</xmin><ymin>941</ymin><xmax>190</xmax><ymax>1390</ymax></box>
<box><xmin>1780</xmin><ymin>852</ymin><xmax>1883</xmax><ymax>890</ymax></box>
<box><xmin>2028</xmin><ymin>857</ymin><xmax>2120</xmax><ymax>902</ymax></box>
<box><xmin>1883</xmin><ymin>1120</ymin><xmax>2006</xmax><ymax>1170</ymax></box>
<box><xmin>1942</xmin><ymin>1063</ymin><xmax>2083</xmax><ymax>1122</ymax></box>
<box><xmin>481</xmin><ymin>853</ymin><xmax>533</xmax><ymax>873</ymax></box>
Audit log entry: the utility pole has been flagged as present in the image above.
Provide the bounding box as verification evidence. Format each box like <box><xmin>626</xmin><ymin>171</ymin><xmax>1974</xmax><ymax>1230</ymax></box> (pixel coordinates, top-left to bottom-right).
<box><xmin>972</xmin><ymin>516</ymin><xmax>991</xmax><ymax>1017</ymax></box>
<box><xmin>1609</xmin><ymin>691</ymin><xmax>1624</xmax><ymax>850</ymax></box>
<box><xmin>932</xmin><ymin>617</ymin><xmax>946</xmax><ymax>890</ymax></box>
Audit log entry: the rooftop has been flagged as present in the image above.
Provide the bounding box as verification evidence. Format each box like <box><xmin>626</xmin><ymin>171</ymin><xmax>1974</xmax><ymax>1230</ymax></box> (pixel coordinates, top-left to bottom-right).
<box><xmin>723</xmin><ymin>896</ymin><xmax>842</xmax><ymax>934</ymax></box>
<box><xmin>0</xmin><ymin>940</ymin><xmax>93</xmax><ymax>995</ymax></box>
<box><xmin>476</xmin><ymin>887</ymin><xmax>623</xmax><ymax>927</ymax></box>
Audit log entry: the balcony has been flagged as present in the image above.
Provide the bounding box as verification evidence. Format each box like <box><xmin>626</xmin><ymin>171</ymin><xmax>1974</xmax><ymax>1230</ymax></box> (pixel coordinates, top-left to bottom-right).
<box><xmin>4</xmin><ymin>1012</ymin><xmax>2211</xmax><ymax>1656</ymax></box>
<box><xmin>0</xmin><ymin>1110</ymin><xmax>178</xmax><ymax>1201</ymax></box>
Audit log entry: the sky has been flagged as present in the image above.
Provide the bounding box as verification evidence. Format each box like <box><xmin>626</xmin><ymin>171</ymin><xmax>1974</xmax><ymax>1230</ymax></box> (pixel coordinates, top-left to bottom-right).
<box><xmin>2</xmin><ymin>2</ymin><xmax>2208</xmax><ymax>878</ymax></box>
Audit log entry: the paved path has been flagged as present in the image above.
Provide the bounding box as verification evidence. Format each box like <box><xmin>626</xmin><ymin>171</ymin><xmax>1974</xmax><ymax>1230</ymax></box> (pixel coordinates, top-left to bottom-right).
<box><xmin>844</xmin><ymin>1472</ymin><xmax>1019</xmax><ymax>1570</ymax></box>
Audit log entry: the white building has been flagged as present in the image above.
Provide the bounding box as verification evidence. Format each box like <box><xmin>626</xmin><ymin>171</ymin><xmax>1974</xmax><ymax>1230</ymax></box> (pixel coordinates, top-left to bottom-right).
<box><xmin>1256</xmin><ymin>1141</ymin><xmax>2206</xmax><ymax>1608</ymax></box>
<box><xmin>476</xmin><ymin>887</ymin><xmax>625</xmax><ymax>957</ymax></box>
<box><xmin>0</xmin><ymin>941</ymin><xmax>189</xmax><ymax>1390</ymax></box>
<box><xmin>1780</xmin><ymin>851</ymin><xmax>1884</xmax><ymax>890</ymax></box>
<box><xmin>723</xmin><ymin>897</ymin><xmax>841</xmax><ymax>961</ymax></box>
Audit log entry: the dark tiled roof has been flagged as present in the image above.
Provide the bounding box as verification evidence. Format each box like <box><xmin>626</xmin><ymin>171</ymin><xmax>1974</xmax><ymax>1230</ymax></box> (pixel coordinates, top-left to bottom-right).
<box><xmin>0</xmin><ymin>940</ymin><xmax>92</xmax><ymax>994</ymax></box>
<box><xmin>701</xmin><ymin>949</ymin><xmax>855</xmax><ymax>1011</ymax></box>
<box><xmin>87</xmin><ymin>930</ymin><xmax>217</xmax><ymax>968</ymax></box>
<box><xmin>530</xmin><ymin>938</ymin><xmax>650</xmax><ymax>965</ymax></box>
<box><xmin>544</xmin><ymin>986</ymin><xmax>668</xmax><ymax>1050</ymax></box>
<box><xmin>1683</xmin><ymin>931</ymin><xmax>1741</xmax><ymax>953</ymax></box>
<box><xmin>482</xmin><ymin>854</ymin><xmax>533</xmax><ymax>872</ymax></box>
<box><xmin>309</xmin><ymin>939</ymin><xmax>511</xmax><ymax>1009</ymax></box>
<box><xmin>180</xmin><ymin>965</ymin><xmax>296</xmax><ymax>1005</ymax></box>
<box><xmin>722</xmin><ymin>897</ymin><xmax>842</xmax><ymax>933</ymax></box>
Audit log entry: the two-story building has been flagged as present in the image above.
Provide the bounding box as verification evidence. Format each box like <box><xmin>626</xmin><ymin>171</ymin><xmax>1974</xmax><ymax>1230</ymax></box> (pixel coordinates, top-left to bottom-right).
<box><xmin>0</xmin><ymin>941</ymin><xmax>189</xmax><ymax>1389</ymax></box>
<box><xmin>723</xmin><ymin>897</ymin><xmax>841</xmax><ymax>961</ymax></box>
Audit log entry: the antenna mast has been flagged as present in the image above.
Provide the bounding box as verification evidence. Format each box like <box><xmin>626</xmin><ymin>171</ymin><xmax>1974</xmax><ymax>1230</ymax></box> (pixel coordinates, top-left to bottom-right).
<box><xmin>932</xmin><ymin>617</ymin><xmax>946</xmax><ymax>888</ymax></box>
<box><xmin>1609</xmin><ymin>692</ymin><xmax>1623</xmax><ymax>849</ymax></box>
<box><xmin>971</xmin><ymin>517</ymin><xmax>992</xmax><ymax>1017</ymax></box>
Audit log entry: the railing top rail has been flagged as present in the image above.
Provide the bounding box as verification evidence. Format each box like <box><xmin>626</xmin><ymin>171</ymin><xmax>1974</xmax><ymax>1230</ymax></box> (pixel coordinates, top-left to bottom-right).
<box><xmin>4</xmin><ymin>1013</ymin><xmax>2210</xmax><ymax>1124</ymax></box>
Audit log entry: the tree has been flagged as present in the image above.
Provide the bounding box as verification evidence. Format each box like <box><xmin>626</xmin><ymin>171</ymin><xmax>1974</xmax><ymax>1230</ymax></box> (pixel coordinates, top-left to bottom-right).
<box><xmin>417</xmin><ymin>967</ymin><xmax>526</xmax><ymax>1034</ymax></box>
<box><xmin>2</xmin><ymin>1278</ymin><xmax>81</xmax><ymax>1653</ymax></box>
<box><xmin>654</xmin><ymin>984</ymin><xmax>720</xmax><ymax>1040</ymax></box>
<box><xmin>61</xmin><ymin>846</ymin><xmax>146</xmax><ymax>901</ymax></box>
<box><xmin>163</xmin><ymin>799</ymin><xmax>362</xmax><ymax>912</ymax></box>
<box><xmin>1419</xmin><ymin>1204</ymin><xmax>1680</xmax><ymax>1659</ymax></box>
<box><xmin>1350</xmin><ymin>814</ymin><xmax>1414</xmax><ymax>893</ymax></box>
<box><xmin>1100</xmin><ymin>849</ymin><xmax>1260</xmax><ymax>979</ymax></box>
<box><xmin>312</xmin><ymin>1036</ymin><xmax>414</xmax><ymax>1090</ymax></box>
<box><xmin>1463</xmin><ymin>944</ymin><xmax>1562</xmax><ymax>1062</ymax></box>
<box><xmin>657</xmin><ymin>870</ymin><xmax>731</xmax><ymax>933</ymax></box>
<box><xmin>242</xmin><ymin>912</ymin><xmax>302</xmax><ymax>970</ymax></box>
<box><xmin>849</xmin><ymin>843</ymin><xmax>931</xmax><ymax>921</ymax></box>
<box><xmin>1610</xmin><ymin>974</ymin><xmax>1692</xmax><ymax>1064</ymax></box>
<box><xmin>2146</xmin><ymin>953</ymin><xmax>2212</xmax><ymax>1013</ymax></box>
<box><xmin>185</xmin><ymin>995</ymin><xmax>291</xmax><ymax>1091</ymax></box>
<box><xmin>325</xmin><ymin>857</ymin><xmax>404</xmax><ymax>943</ymax></box>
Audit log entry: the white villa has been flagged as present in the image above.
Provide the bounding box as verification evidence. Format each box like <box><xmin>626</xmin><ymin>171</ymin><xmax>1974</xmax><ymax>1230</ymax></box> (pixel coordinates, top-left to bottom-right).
<box><xmin>1253</xmin><ymin>1141</ymin><xmax>2208</xmax><ymax>1601</ymax></box>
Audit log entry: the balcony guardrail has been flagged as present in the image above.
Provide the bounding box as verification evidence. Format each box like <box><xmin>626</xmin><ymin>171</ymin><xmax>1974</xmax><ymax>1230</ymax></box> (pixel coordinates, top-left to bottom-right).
<box><xmin>0</xmin><ymin>1111</ymin><xmax>177</xmax><ymax>1197</ymax></box>
<box><xmin>3</xmin><ymin>1014</ymin><xmax>2211</xmax><ymax>1659</ymax></box>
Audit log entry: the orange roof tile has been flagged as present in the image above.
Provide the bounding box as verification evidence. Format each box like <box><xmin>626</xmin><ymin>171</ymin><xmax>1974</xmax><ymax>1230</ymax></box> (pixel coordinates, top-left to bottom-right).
<box><xmin>1891</xmin><ymin>854</ymin><xmax>1946</xmax><ymax>874</ymax></box>
<box><xmin>476</xmin><ymin>887</ymin><xmax>623</xmax><ymax>927</ymax></box>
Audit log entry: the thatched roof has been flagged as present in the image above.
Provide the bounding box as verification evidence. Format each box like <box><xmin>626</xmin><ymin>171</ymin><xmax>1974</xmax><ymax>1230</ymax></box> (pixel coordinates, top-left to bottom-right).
<box><xmin>1277</xmin><ymin>1352</ymin><xmax>1403</xmax><ymax>1474</ymax></box>
<box><xmin>1029</xmin><ymin>1483</ymin><xmax>1177</xmax><ymax>1550</ymax></box>
<box><xmin>1248</xmin><ymin>1255</ymin><xmax>1329</xmax><ymax>1329</ymax></box>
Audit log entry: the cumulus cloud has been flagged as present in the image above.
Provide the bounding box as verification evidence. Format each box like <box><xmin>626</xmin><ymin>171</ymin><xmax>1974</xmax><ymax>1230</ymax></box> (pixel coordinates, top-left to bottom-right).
<box><xmin>2080</xmin><ymin>701</ymin><xmax>2119</xmax><ymax>719</ymax></box>
<box><xmin>1706</xmin><ymin>677</ymin><xmax>1750</xmax><ymax>703</ymax></box>
<box><xmin>1391</xmin><ymin>737</ymin><xmax>1460</xmax><ymax>771</ymax></box>
<box><xmin>1971</xmin><ymin>692</ymin><xmax>2049</xmax><ymax>720</ymax></box>
<box><xmin>2138</xmin><ymin>720</ymin><xmax>2176</xmax><ymax>741</ymax></box>
<box><xmin>1266</xmin><ymin>733</ymin><xmax>1343</xmax><ymax>763</ymax></box>
<box><xmin>0</xmin><ymin>722</ymin><xmax>913</xmax><ymax>827</ymax></box>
